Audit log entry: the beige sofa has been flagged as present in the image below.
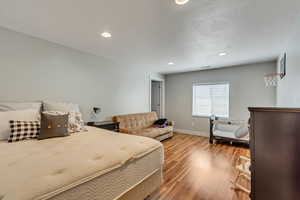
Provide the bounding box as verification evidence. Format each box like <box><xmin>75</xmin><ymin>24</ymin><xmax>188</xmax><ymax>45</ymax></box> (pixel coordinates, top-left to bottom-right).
<box><xmin>113</xmin><ymin>112</ymin><xmax>174</xmax><ymax>141</ymax></box>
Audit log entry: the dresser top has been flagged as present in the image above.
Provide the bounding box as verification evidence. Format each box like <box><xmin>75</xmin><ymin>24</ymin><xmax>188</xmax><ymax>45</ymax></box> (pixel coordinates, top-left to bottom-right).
<box><xmin>248</xmin><ymin>107</ymin><xmax>300</xmax><ymax>113</ymax></box>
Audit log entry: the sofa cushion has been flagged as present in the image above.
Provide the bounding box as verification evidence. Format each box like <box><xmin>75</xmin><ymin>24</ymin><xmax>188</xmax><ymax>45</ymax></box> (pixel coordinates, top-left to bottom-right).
<box><xmin>130</xmin><ymin>126</ymin><xmax>173</xmax><ymax>138</ymax></box>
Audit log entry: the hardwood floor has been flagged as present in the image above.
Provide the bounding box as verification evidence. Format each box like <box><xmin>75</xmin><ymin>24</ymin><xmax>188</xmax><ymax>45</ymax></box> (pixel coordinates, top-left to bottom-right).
<box><xmin>155</xmin><ymin>133</ymin><xmax>250</xmax><ymax>200</ymax></box>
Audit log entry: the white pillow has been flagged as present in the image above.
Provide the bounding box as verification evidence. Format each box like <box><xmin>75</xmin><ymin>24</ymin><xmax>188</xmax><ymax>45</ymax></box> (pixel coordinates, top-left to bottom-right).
<box><xmin>0</xmin><ymin>109</ymin><xmax>40</xmax><ymax>140</ymax></box>
<box><xmin>43</xmin><ymin>102</ymin><xmax>80</xmax><ymax>113</ymax></box>
<box><xmin>234</xmin><ymin>126</ymin><xmax>249</xmax><ymax>138</ymax></box>
<box><xmin>0</xmin><ymin>102</ymin><xmax>42</xmax><ymax>112</ymax></box>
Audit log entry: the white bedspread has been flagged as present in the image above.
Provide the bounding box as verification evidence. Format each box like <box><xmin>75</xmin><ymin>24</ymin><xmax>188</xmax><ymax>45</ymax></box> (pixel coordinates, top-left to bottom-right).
<box><xmin>0</xmin><ymin>127</ymin><xmax>163</xmax><ymax>200</ymax></box>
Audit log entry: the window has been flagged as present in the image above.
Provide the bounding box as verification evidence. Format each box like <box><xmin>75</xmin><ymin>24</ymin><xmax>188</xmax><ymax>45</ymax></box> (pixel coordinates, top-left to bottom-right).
<box><xmin>192</xmin><ymin>83</ymin><xmax>229</xmax><ymax>118</ymax></box>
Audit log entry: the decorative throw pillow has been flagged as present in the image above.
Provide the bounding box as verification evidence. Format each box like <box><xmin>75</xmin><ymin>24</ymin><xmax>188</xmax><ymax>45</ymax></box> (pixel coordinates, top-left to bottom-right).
<box><xmin>8</xmin><ymin>121</ymin><xmax>40</xmax><ymax>143</ymax></box>
<box><xmin>0</xmin><ymin>109</ymin><xmax>40</xmax><ymax>140</ymax></box>
<box><xmin>38</xmin><ymin>112</ymin><xmax>69</xmax><ymax>140</ymax></box>
<box><xmin>42</xmin><ymin>102</ymin><xmax>87</xmax><ymax>133</ymax></box>
<box><xmin>68</xmin><ymin>111</ymin><xmax>87</xmax><ymax>133</ymax></box>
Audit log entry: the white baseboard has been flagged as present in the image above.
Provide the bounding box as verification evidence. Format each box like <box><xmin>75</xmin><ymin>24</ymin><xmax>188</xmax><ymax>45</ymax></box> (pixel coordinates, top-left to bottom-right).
<box><xmin>174</xmin><ymin>129</ymin><xmax>209</xmax><ymax>137</ymax></box>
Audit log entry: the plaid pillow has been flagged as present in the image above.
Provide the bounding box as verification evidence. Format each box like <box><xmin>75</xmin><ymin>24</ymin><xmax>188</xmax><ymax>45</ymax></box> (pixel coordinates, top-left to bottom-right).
<box><xmin>8</xmin><ymin>120</ymin><xmax>40</xmax><ymax>143</ymax></box>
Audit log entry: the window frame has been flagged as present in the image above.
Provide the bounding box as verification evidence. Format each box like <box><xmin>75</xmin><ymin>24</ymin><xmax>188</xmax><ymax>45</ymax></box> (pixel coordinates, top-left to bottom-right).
<box><xmin>192</xmin><ymin>82</ymin><xmax>230</xmax><ymax>118</ymax></box>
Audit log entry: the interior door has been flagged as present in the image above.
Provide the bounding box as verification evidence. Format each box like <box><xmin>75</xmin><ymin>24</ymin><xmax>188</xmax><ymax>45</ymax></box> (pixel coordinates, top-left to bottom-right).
<box><xmin>151</xmin><ymin>81</ymin><xmax>161</xmax><ymax>117</ymax></box>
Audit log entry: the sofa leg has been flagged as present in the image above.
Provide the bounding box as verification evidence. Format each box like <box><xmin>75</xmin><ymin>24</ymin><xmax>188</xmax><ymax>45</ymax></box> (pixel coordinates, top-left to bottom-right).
<box><xmin>209</xmin><ymin>138</ymin><xmax>213</xmax><ymax>144</ymax></box>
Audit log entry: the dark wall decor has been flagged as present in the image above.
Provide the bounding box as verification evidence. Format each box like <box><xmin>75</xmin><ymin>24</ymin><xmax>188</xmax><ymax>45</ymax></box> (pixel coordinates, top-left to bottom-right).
<box><xmin>279</xmin><ymin>53</ymin><xmax>286</xmax><ymax>79</ymax></box>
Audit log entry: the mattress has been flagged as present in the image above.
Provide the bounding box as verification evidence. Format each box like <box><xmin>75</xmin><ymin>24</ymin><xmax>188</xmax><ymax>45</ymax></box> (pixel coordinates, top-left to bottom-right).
<box><xmin>0</xmin><ymin>126</ymin><xmax>164</xmax><ymax>200</ymax></box>
<box><xmin>214</xmin><ymin>130</ymin><xmax>249</xmax><ymax>141</ymax></box>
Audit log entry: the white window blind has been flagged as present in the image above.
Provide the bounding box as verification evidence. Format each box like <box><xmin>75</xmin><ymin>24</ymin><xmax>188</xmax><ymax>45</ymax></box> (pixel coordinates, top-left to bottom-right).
<box><xmin>192</xmin><ymin>83</ymin><xmax>229</xmax><ymax>118</ymax></box>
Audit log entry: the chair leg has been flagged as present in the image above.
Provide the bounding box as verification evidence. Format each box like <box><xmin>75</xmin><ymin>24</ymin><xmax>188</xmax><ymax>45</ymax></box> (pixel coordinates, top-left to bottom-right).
<box><xmin>235</xmin><ymin>183</ymin><xmax>251</xmax><ymax>194</ymax></box>
<box><xmin>239</xmin><ymin>173</ymin><xmax>251</xmax><ymax>180</ymax></box>
<box><xmin>231</xmin><ymin>171</ymin><xmax>241</xmax><ymax>188</ymax></box>
<box><xmin>232</xmin><ymin>172</ymin><xmax>251</xmax><ymax>194</ymax></box>
<box><xmin>209</xmin><ymin>136</ymin><xmax>213</xmax><ymax>144</ymax></box>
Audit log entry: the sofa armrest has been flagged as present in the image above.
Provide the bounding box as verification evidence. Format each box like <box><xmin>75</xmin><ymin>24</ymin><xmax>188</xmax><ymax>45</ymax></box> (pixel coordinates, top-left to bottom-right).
<box><xmin>119</xmin><ymin>128</ymin><xmax>131</xmax><ymax>134</ymax></box>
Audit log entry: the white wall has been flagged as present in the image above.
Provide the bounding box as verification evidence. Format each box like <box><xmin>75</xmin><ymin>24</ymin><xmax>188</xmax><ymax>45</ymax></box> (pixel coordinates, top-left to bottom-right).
<box><xmin>0</xmin><ymin>27</ymin><xmax>164</xmax><ymax>121</ymax></box>
<box><xmin>165</xmin><ymin>62</ymin><xmax>276</xmax><ymax>136</ymax></box>
<box><xmin>277</xmin><ymin>17</ymin><xmax>300</xmax><ymax>106</ymax></box>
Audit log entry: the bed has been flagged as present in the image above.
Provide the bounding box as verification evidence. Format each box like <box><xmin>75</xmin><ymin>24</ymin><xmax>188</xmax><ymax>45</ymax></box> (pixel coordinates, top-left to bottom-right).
<box><xmin>0</xmin><ymin>126</ymin><xmax>164</xmax><ymax>200</ymax></box>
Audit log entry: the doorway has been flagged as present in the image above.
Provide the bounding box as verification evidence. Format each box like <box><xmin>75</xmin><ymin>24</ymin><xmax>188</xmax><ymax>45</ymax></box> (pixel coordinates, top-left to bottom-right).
<box><xmin>151</xmin><ymin>80</ymin><xmax>163</xmax><ymax>118</ymax></box>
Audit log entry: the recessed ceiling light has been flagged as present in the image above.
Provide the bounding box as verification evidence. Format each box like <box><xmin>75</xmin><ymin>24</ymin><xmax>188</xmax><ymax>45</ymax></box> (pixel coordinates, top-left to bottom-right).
<box><xmin>168</xmin><ymin>62</ymin><xmax>174</xmax><ymax>65</ymax></box>
<box><xmin>175</xmin><ymin>0</ymin><xmax>190</xmax><ymax>5</ymax></box>
<box><xmin>101</xmin><ymin>32</ymin><xmax>112</xmax><ymax>38</ymax></box>
<box><xmin>219</xmin><ymin>52</ymin><xmax>227</xmax><ymax>56</ymax></box>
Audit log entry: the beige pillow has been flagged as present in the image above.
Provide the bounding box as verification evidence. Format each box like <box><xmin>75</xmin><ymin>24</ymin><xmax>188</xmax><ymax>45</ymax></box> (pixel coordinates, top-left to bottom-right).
<box><xmin>43</xmin><ymin>102</ymin><xmax>80</xmax><ymax>113</ymax></box>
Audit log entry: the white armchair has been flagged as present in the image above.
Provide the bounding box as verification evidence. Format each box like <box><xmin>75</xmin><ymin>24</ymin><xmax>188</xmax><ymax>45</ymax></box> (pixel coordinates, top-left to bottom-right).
<box><xmin>209</xmin><ymin>116</ymin><xmax>249</xmax><ymax>145</ymax></box>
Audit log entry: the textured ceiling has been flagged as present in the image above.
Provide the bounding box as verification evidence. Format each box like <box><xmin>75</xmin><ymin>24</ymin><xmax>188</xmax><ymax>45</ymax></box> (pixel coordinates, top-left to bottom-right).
<box><xmin>0</xmin><ymin>0</ymin><xmax>299</xmax><ymax>73</ymax></box>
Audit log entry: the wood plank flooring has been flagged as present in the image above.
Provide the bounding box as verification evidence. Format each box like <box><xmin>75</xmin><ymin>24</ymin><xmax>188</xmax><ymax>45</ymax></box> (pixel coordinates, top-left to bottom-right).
<box><xmin>155</xmin><ymin>133</ymin><xmax>250</xmax><ymax>200</ymax></box>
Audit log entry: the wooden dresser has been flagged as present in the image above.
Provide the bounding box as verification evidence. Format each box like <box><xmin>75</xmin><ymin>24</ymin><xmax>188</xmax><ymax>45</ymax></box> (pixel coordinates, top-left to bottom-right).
<box><xmin>248</xmin><ymin>107</ymin><xmax>300</xmax><ymax>200</ymax></box>
<box><xmin>87</xmin><ymin>121</ymin><xmax>120</xmax><ymax>132</ymax></box>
